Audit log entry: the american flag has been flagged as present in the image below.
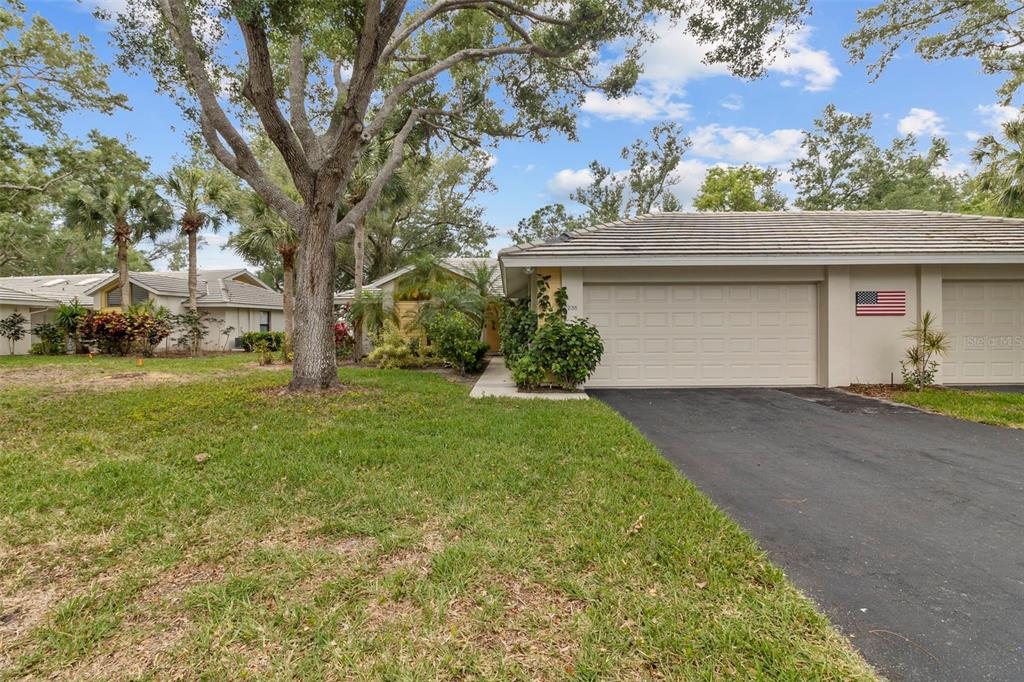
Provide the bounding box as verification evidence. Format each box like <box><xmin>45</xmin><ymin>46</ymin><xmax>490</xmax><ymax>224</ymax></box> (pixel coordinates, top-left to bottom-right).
<box><xmin>855</xmin><ymin>291</ymin><xmax>906</xmax><ymax>316</ymax></box>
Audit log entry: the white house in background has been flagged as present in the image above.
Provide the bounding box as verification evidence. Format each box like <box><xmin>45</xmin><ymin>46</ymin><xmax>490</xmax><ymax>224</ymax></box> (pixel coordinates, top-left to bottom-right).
<box><xmin>0</xmin><ymin>269</ymin><xmax>284</xmax><ymax>355</ymax></box>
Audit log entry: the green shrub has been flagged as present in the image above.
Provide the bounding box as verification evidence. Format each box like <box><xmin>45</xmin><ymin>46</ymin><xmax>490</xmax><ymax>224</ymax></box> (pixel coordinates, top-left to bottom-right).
<box><xmin>366</xmin><ymin>321</ymin><xmax>421</xmax><ymax>369</ymax></box>
<box><xmin>30</xmin><ymin>323</ymin><xmax>64</xmax><ymax>355</ymax></box>
<box><xmin>78</xmin><ymin>306</ymin><xmax>173</xmax><ymax>356</ymax></box>
<box><xmin>510</xmin><ymin>354</ymin><xmax>545</xmax><ymax>390</ymax></box>
<box><xmin>240</xmin><ymin>331</ymin><xmax>285</xmax><ymax>352</ymax></box>
<box><xmin>252</xmin><ymin>339</ymin><xmax>274</xmax><ymax>365</ymax></box>
<box><xmin>499</xmin><ymin>299</ymin><xmax>537</xmax><ymax>366</ymax></box>
<box><xmin>427</xmin><ymin>310</ymin><xmax>489</xmax><ymax>374</ymax></box>
<box><xmin>528</xmin><ymin>317</ymin><xmax>604</xmax><ymax>390</ymax></box>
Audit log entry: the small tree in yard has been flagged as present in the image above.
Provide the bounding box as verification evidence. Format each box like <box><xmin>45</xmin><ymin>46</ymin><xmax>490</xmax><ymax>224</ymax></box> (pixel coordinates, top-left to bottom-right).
<box><xmin>0</xmin><ymin>312</ymin><xmax>28</xmax><ymax>354</ymax></box>
<box><xmin>108</xmin><ymin>0</ymin><xmax>807</xmax><ymax>391</ymax></box>
<box><xmin>55</xmin><ymin>299</ymin><xmax>89</xmax><ymax>353</ymax></box>
<box><xmin>901</xmin><ymin>311</ymin><xmax>950</xmax><ymax>391</ymax></box>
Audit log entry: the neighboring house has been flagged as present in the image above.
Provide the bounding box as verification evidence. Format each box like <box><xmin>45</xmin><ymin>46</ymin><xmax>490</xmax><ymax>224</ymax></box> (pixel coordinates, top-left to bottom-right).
<box><xmin>499</xmin><ymin>211</ymin><xmax>1024</xmax><ymax>388</ymax></box>
<box><xmin>335</xmin><ymin>257</ymin><xmax>504</xmax><ymax>352</ymax></box>
<box><xmin>0</xmin><ymin>269</ymin><xmax>283</xmax><ymax>355</ymax></box>
<box><xmin>0</xmin><ymin>286</ymin><xmax>58</xmax><ymax>355</ymax></box>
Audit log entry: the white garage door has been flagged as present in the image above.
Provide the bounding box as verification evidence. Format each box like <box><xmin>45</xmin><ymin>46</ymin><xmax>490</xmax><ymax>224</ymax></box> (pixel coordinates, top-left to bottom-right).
<box><xmin>584</xmin><ymin>283</ymin><xmax>818</xmax><ymax>387</ymax></box>
<box><xmin>942</xmin><ymin>281</ymin><xmax>1024</xmax><ymax>383</ymax></box>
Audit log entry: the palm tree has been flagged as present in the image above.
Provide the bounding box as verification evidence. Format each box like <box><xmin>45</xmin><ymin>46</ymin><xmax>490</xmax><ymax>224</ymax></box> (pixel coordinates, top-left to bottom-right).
<box><xmin>64</xmin><ymin>180</ymin><xmax>172</xmax><ymax>310</ymax></box>
<box><xmin>972</xmin><ymin>118</ymin><xmax>1024</xmax><ymax>216</ymax></box>
<box><xmin>230</xmin><ymin>192</ymin><xmax>299</xmax><ymax>341</ymax></box>
<box><xmin>164</xmin><ymin>163</ymin><xmax>234</xmax><ymax>309</ymax></box>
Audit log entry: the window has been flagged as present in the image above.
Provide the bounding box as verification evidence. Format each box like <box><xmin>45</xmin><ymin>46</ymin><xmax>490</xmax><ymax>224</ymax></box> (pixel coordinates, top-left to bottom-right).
<box><xmin>259</xmin><ymin>311</ymin><xmax>271</xmax><ymax>332</ymax></box>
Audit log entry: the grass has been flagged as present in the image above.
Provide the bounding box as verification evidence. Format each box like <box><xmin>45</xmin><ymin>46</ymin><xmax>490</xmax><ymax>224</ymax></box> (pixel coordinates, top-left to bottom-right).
<box><xmin>885</xmin><ymin>386</ymin><xmax>1024</xmax><ymax>429</ymax></box>
<box><xmin>0</xmin><ymin>354</ymin><xmax>875</xmax><ymax>680</ymax></box>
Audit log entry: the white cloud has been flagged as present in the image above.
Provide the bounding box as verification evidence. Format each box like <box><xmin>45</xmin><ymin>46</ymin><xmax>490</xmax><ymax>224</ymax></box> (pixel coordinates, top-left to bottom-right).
<box><xmin>547</xmin><ymin>168</ymin><xmax>595</xmax><ymax>197</ymax></box>
<box><xmin>769</xmin><ymin>28</ymin><xmax>840</xmax><ymax>92</ymax></box>
<box><xmin>977</xmin><ymin>104</ymin><xmax>1021</xmax><ymax>129</ymax></box>
<box><xmin>582</xmin><ymin>21</ymin><xmax>837</xmax><ymax>124</ymax></box>
<box><xmin>897</xmin><ymin>108</ymin><xmax>946</xmax><ymax>137</ymax></box>
<box><xmin>966</xmin><ymin>130</ymin><xmax>983</xmax><ymax>142</ymax></box>
<box><xmin>580</xmin><ymin>90</ymin><xmax>689</xmax><ymax>122</ymax></box>
<box><xmin>689</xmin><ymin>124</ymin><xmax>803</xmax><ymax>164</ymax></box>
<box><xmin>720</xmin><ymin>94</ymin><xmax>743</xmax><ymax>111</ymax></box>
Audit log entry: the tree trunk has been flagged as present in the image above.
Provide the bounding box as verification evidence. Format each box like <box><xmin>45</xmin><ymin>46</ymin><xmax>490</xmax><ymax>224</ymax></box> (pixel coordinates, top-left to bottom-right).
<box><xmin>116</xmin><ymin>229</ymin><xmax>130</xmax><ymax>312</ymax></box>
<box><xmin>289</xmin><ymin>206</ymin><xmax>340</xmax><ymax>391</ymax></box>
<box><xmin>187</xmin><ymin>228</ymin><xmax>199</xmax><ymax>310</ymax></box>
<box><xmin>281</xmin><ymin>249</ymin><xmax>295</xmax><ymax>342</ymax></box>
<box><xmin>352</xmin><ymin>214</ymin><xmax>366</xmax><ymax>362</ymax></box>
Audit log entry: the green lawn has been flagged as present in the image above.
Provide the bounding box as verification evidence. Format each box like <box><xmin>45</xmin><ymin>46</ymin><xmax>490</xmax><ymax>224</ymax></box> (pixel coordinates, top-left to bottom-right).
<box><xmin>0</xmin><ymin>355</ymin><xmax>874</xmax><ymax>680</ymax></box>
<box><xmin>887</xmin><ymin>387</ymin><xmax>1024</xmax><ymax>429</ymax></box>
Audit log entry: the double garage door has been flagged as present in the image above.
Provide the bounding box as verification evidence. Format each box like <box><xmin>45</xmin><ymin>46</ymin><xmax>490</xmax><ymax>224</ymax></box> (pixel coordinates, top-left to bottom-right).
<box><xmin>943</xmin><ymin>281</ymin><xmax>1024</xmax><ymax>383</ymax></box>
<box><xmin>585</xmin><ymin>283</ymin><xmax>818</xmax><ymax>388</ymax></box>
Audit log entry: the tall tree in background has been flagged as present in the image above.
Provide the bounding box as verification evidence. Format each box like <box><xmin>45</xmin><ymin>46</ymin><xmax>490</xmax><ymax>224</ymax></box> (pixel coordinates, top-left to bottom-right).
<box><xmin>230</xmin><ymin>193</ymin><xmax>300</xmax><ymax>340</ymax></box>
<box><xmin>571</xmin><ymin>123</ymin><xmax>688</xmax><ymax>220</ymax></box>
<box><xmin>110</xmin><ymin>0</ymin><xmax>808</xmax><ymax>390</ymax></box>
<box><xmin>789</xmin><ymin>104</ymin><xmax>962</xmax><ymax>211</ymax></box>
<box><xmin>971</xmin><ymin>118</ymin><xmax>1024</xmax><ymax>217</ymax></box>
<box><xmin>694</xmin><ymin>165</ymin><xmax>787</xmax><ymax>212</ymax></box>
<box><xmin>513</xmin><ymin>123</ymin><xmax>688</xmax><ymax>244</ymax></box>
<box><xmin>164</xmin><ymin>162</ymin><xmax>235</xmax><ymax>309</ymax></box>
<box><xmin>337</xmin><ymin>150</ymin><xmax>495</xmax><ymax>288</ymax></box>
<box><xmin>63</xmin><ymin>181</ymin><xmax>173</xmax><ymax>309</ymax></box>
<box><xmin>845</xmin><ymin>1</ymin><xmax>1024</xmax><ymax>104</ymax></box>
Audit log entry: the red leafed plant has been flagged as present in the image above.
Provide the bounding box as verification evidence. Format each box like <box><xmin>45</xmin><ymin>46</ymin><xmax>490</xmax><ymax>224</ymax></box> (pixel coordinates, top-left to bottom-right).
<box><xmin>79</xmin><ymin>305</ymin><xmax>173</xmax><ymax>356</ymax></box>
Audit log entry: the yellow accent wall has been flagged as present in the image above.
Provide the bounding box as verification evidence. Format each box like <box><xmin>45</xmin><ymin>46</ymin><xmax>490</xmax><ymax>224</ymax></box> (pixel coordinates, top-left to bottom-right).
<box><xmin>534</xmin><ymin>267</ymin><xmax>562</xmax><ymax>323</ymax></box>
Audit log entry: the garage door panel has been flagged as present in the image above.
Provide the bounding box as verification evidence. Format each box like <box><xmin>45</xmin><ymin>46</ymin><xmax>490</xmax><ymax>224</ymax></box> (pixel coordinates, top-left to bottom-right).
<box><xmin>943</xmin><ymin>281</ymin><xmax>1024</xmax><ymax>384</ymax></box>
<box><xmin>584</xmin><ymin>283</ymin><xmax>818</xmax><ymax>387</ymax></box>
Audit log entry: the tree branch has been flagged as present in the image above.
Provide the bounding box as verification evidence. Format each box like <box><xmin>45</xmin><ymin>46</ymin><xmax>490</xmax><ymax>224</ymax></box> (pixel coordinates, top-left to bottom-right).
<box><xmin>363</xmin><ymin>44</ymin><xmax>552</xmax><ymax>142</ymax></box>
<box><xmin>332</xmin><ymin>108</ymin><xmax>424</xmax><ymax>240</ymax></box>
<box><xmin>236</xmin><ymin>15</ymin><xmax>314</xmax><ymax>196</ymax></box>
<box><xmin>288</xmin><ymin>36</ymin><xmax>320</xmax><ymax>160</ymax></box>
<box><xmin>154</xmin><ymin>0</ymin><xmax>304</xmax><ymax>227</ymax></box>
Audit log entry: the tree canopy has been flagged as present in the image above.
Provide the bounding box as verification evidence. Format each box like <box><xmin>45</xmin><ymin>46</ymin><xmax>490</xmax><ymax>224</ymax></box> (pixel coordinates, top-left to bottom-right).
<box><xmin>693</xmin><ymin>164</ymin><xmax>787</xmax><ymax>212</ymax></box>
<box><xmin>845</xmin><ymin>1</ymin><xmax>1024</xmax><ymax>104</ymax></box>
<box><xmin>789</xmin><ymin>104</ymin><xmax>964</xmax><ymax>212</ymax></box>
<box><xmin>511</xmin><ymin>123</ymin><xmax>688</xmax><ymax>244</ymax></box>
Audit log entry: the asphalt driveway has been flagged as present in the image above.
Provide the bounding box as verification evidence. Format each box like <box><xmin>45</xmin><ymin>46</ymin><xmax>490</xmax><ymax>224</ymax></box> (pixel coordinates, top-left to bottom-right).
<box><xmin>591</xmin><ymin>387</ymin><xmax>1024</xmax><ymax>682</ymax></box>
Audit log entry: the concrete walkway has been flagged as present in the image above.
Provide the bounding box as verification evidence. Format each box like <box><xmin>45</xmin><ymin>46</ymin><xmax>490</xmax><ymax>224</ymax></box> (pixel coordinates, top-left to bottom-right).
<box><xmin>469</xmin><ymin>359</ymin><xmax>588</xmax><ymax>400</ymax></box>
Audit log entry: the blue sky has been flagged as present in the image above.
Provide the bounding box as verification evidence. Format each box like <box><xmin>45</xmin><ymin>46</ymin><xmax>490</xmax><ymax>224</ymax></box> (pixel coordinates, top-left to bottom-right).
<box><xmin>32</xmin><ymin>0</ymin><xmax>1018</xmax><ymax>270</ymax></box>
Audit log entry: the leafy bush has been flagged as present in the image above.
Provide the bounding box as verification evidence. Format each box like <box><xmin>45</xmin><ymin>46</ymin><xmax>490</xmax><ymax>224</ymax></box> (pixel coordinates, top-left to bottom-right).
<box><xmin>0</xmin><ymin>312</ymin><xmax>28</xmax><ymax>354</ymax></box>
<box><xmin>499</xmin><ymin>299</ymin><xmax>538</xmax><ymax>366</ymax></box>
<box><xmin>530</xmin><ymin>316</ymin><xmax>604</xmax><ymax>390</ymax></box>
<box><xmin>427</xmin><ymin>310</ymin><xmax>489</xmax><ymax>374</ymax></box>
<box><xmin>366</xmin><ymin>321</ymin><xmax>421</xmax><ymax>369</ymax></box>
<box><xmin>31</xmin><ymin>322</ymin><xmax>64</xmax><ymax>355</ymax></box>
<box><xmin>510</xmin><ymin>354</ymin><xmax>545</xmax><ymax>390</ymax></box>
<box><xmin>334</xmin><ymin>321</ymin><xmax>354</xmax><ymax>358</ymax></box>
<box><xmin>240</xmin><ymin>331</ymin><xmax>286</xmax><ymax>352</ymax></box>
<box><xmin>172</xmin><ymin>309</ymin><xmax>221</xmax><ymax>356</ymax></box>
<box><xmin>78</xmin><ymin>306</ymin><xmax>173</xmax><ymax>356</ymax></box>
<box><xmin>252</xmin><ymin>339</ymin><xmax>274</xmax><ymax>365</ymax></box>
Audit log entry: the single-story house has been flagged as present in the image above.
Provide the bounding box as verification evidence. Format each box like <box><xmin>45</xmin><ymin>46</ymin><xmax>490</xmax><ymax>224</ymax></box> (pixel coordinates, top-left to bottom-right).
<box><xmin>335</xmin><ymin>257</ymin><xmax>504</xmax><ymax>352</ymax></box>
<box><xmin>0</xmin><ymin>269</ymin><xmax>284</xmax><ymax>354</ymax></box>
<box><xmin>498</xmin><ymin>210</ymin><xmax>1024</xmax><ymax>388</ymax></box>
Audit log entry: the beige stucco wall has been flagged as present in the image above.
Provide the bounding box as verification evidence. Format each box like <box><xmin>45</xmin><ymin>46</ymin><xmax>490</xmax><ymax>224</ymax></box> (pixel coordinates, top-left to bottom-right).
<box><xmin>515</xmin><ymin>262</ymin><xmax>1024</xmax><ymax>388</ymax></box>
<box><xmin>0</xmin><ymin>304</ymin><xmax>38</xmax><ymax>355</ymax></box>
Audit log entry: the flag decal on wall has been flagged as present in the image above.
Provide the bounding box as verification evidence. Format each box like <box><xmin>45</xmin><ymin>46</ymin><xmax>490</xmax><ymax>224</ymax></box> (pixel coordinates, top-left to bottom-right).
<box><xmin>855</xmin><ymin>291</ymin><xmax>906</xmax><ymax>316</ymax></box>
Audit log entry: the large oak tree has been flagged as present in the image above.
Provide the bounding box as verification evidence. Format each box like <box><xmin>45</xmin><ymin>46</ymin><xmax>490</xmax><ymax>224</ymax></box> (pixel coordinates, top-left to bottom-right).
<box><xmin>110</xmin><ymin>0</ymin><xmax>807</xmax><ymax>390</ymax></box>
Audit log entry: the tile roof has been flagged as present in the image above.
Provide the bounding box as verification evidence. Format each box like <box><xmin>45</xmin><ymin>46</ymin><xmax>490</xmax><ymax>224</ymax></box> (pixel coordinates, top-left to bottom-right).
<box><xmin>498</xmin><ymin>211</ymin><xmax>1024</xmax><ymax>260</ymax></box>
<box><xmin>0</xmin><ymin>273</ymin><xmax>110</xmax><ymax>305</ymax></box>
<box><xmin>335</xmin><ymin>257</ymin><xmax>503</xmax><ymax>300</ymax></box>
<box><xmin>0</xmin><ymin>285</ymin><xmax>57</xmax><ymax>306</ymax></box>
<box><xmin>0</xmin><ymin>269</ymin><xmax>282</xmax><ymax>309</ymax></box>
